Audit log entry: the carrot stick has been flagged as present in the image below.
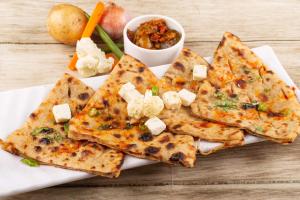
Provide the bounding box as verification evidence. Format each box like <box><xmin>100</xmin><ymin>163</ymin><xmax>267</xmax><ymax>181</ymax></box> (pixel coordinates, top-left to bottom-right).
<box><xmin>68</xmin><ymin>2</ymin><xmax>105</xmax><ymax>71</ymax></box>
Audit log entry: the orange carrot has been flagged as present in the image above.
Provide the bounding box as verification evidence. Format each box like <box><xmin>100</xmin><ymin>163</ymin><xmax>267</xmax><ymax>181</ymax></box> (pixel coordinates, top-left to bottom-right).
<box><xmin>68</xmin><ymin>2</ymin><xmax>105</xmax><ymax>71</ymax></box>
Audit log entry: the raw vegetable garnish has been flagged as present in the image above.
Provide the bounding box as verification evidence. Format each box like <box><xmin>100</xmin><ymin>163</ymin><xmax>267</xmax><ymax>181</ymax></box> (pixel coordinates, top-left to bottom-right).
<box><xmin>215</xmin><ymin>100</ymin><xmax>237</xmax><ymax>111</ymax></box>
<box><xmin>68</xmin><ymin>2</ymin><xmax>106</xmax><ymax>70</ymax></box>
<box><xmin>125</xmin><ymin>123</ymin><xmax>133</xmax><ymax>129</ymax></box>
<box><xmin>139</xmin><ymin>123</ymin><xmax>148</xmax><ymax>131</ymax></box>
<box><xmin>241</xmin><ymin>101</ymin><xmax>259</xmax><ymax>110</ymax></box>
<box><xmin>151</xmin><ymin>86</ymin><xmax>159</xmax><ymax>96</ymax></box>
<box><xmin>214</xmin><ymin>91</ymin><xmax>238</xmax><ymax>111</ymax></box>
<box><xmin>257</xmin><ymin>103</ymin><xmax>268</xmax><ymax>112</ymax></box>
<box><xmin>255</xmin><ymin>126</ymin><xmax>264</xmax><ymax>132</ymax></box>
<box><xmin>21</xmin><ymin>158</ymin><xmax>39</xmax><ymax>167</ymax></box>
<box><xmin>31</xmin><ymin>127</ymin><xmax>64</xmax><ymax>143</ymax></box>
<box><xmin>98</xmin><ymin>124</ymin><xmax>112</xmax><ymax>130</ymax></box>
<box><xmin>64</xmin><ymin>123</ymin><xmax>69</xmax><ymax>134</ymax></box>
<box><xmin>31</xmin><ymin>127</ymin><xmax>53</xmax><ymax>136</ymax></box>
<box><xmin>88</xmin><ymin>108</ymin><xmax>100</xmax><ymax>117</ymax></box>
<box><xmin>90</xmin><ymin>14</ymin><xmax>124</xmax><ymax>59</ymax></box>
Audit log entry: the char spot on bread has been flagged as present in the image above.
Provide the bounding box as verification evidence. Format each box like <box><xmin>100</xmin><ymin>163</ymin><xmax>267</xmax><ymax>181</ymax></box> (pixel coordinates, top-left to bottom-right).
<box><xmin>113</xmin><ymin>108</ymin><xmax>120</xmax><ymax>115</ymax></box>
<box><xmin>169</xmin><ymin>152</ymin><xmax>185</xmax><ymax>162</ymax></box>
<box><xmin>232</xmin><ymin>46</ymin><xmax>245</xmax><ymax>58</ymax></box>
<box><xmin>139</xmin><ymin>132</ymin><xmax>153</xmax><ymax>142</ymax></box>
<box><xmin>118</xmin><ymin>70</ymin><xmax>125</xmax><ymax>76</ymax></box>
<box><xmin>113</xmin><ymin>133</ymin><xmax>121</xmax><ymax>138</ymax></box>
<box><xmin>126</xmin><ymin>144</ymin><xmax>137</xmax><ymax>149</ymax></box>
<box><xmin>183</xmin><ymin>49</ymin><xmax>191</xmax><ymax>57</ymax></box>
<box><xmin>138</xmin><ymin>66</ymin><xmax>145</xmax><ymax>72</ymax></box>
<box><xmin>68</xmin><ymin>87</ymin><xmax>71</xmax><ymax>97</ymax></box>
<box><xmin>172</xmin><ymin>124</ymin><xmax>182</xmax><ymax>129</ymax></box>
<box><xmin>159</xmin><ymin>135</ymin><xmax>170</xmax><ymax>143</ymax></box>
<box><xmin>173</xmin><ymin>62</ymin><xmax>185</xmax><ymax>72</ymax></box>
<box><xmin>144</xmin><ymin>146</ymin><xmax>160</xmax><ymax>155</ymax></box>
<box><xmin>30</xmin><ymin>113</ymin><xmax>37</xmax><ymax>119</ymax></box>
<box><xmin>103</xmin><ymin>99</ymin><xmax>110</xmax><ymax>107</ymax></box>
<box><xmin>166</xmin><ymin>143</ymin><xmax>175</xmax><ymax>149</ymax></box>
<box><xmin>200</xmin><ymin>90</ymin><xmax>208</xmax><ymax>95</ymax></box>
<box><xmin>67</xmin><ymin>77</ymin><xmax>73</xmax><ymax>83</ymax></box>
<box><xmin>235</xmin><ymin>79</ymin><xmax>247</xmax><ymax>89</ymax></box>
<box><xmin>71</xmin><ymin>152</ymin><xmax>77</xmax><ymax>157</ymax></box>
<box><xmin>39</xmin><ymin>138</ymin><xmax>51</xmax><ymax>145</ymax></box>
<box><xmin>135</xmin><ymin>76</ymin><xmax>143</xmax><ymax>84</ymax></box>
<box><xmin>78</xmin><ymin>92</ymin><xmax>90</xmax><ymax>100</ymax></box>
<box><xmin>34</xmin><ymin>146</ymin><xmax>42</xmax><ymax>153</ymax></box>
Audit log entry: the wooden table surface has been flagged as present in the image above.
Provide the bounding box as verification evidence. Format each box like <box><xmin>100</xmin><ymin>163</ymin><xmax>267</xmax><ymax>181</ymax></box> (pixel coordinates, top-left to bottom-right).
<box><xmin>1</xmin><ymin>0</ymin><xmax>300</xmax><ymax>199</ymax></box>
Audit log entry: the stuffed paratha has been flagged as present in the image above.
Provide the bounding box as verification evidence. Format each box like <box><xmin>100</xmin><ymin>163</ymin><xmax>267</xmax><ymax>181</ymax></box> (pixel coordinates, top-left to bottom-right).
<box><xmin>191</xmin><ymin>32</ymin><xmax>300</xmax><ymax>143</ymax></box>
<box><xmin>1</xmin><ymin>74</ymin><xmax>124</xmax><ymax>177</ymax></box>
<box><xmin>69</xmin><ymin>55</ymin><xmax>197</xmax><ymax>167</ymax></box>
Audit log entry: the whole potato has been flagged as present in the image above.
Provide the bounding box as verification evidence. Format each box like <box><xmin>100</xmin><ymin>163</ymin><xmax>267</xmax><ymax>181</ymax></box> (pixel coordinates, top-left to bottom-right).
<box><xmin>47</xmin><ymin>4</ymin><xmax>87</xmax><ymax>46</ymax></box>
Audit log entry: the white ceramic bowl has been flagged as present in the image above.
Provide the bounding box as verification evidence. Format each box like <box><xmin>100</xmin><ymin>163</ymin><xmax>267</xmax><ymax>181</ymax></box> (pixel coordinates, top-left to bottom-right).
<box><xmin>123</xmin><ymin>14</ymin><xmax>185</xmax><ymax>67</ymax></box>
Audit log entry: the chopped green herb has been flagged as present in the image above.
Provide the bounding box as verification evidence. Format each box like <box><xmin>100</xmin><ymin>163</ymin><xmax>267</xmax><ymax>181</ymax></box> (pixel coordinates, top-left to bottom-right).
<box><xmin>257</xmin><ymin>103</ymin><xmax>268</xmax><ymax>112</ymax></box>
<box><xmin>241</xmin><ymin>101</ymin><xmax>259</xmax><ymax>110</ymax></box>
<box><xmin>31</xmin><ymin>127</ymin><xmax>52</xmax><ymax>136</ymax></box>
<box><xmin>53</xmin><ymin>133</ymin><xmax>64</xmax><ymax>142</ymax></box>
<box><xmin>139</xmin><ymin>124</ymin><xmax>148</xmax><ymax>131</ymax></box>
<box><xmin>214</xmin><ymin>91</ymin><xmax>226</xmax><ymax>100</ymax></box>
<box><xmin>88</xmin><ymin>108</ymin><xmax>100</xmax><ymax>117</ymax></box>
<box><xmin>98</xmin><ymin>124</ymin><xmax>112</xmax><ymax>130</ymax></box>
<box><xmin>281</xmin><ymin>108</ymin><xmax>291</xmax><ymax>116</ymax></box>
<box><xmin>242</xmin><ymin>66</ymin><xmax>251</xmax><ymax>74</ymax></box>
<box><xmin>125</xmin><ymin>123</ymin><xmax>133</xmax><ymax>129</ymax></box>
<box><xmin>264</xmin><ymin>88</ymin><xmax>271</xmax><ymax>93</ymax></box>
<box><xmin>64</xmin><ymin>123</ymin><xmax>69</xmax><ymax>134</ymax></box>
<box><xmin>21</xmin><ymin>158</ymin><xmax>39</xmax><ymax>167</ymax></box>
<box><xmin>151</xmin><ymin>86</ymin><xmax>159</xmax><ymax>96</ymax></box>
<box><xmin>215</xmin><ymin>100</ymin><xmax>237</xmax><ymax>111</ymax></box>
<box><xmin>255</xmin><ymin>126</ymin><xmax>264</xmax><ymax>132</ymax></box>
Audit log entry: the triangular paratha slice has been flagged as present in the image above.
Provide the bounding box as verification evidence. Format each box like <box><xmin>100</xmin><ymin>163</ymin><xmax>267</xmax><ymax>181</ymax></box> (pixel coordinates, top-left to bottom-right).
<box><xmin>69</xmin><ymin>55</ymin><xmax>197</xmax><ymax>167</ymax></box>
<box><xmin>158</xmin><ymin>48</ymin><xmax>244</xmax><ymax>154</ymax></box>
<box><xmin>1</xmin><ymin>74</ymin><xmax>124</xmax><ymax>177</ymax></box>
<box><xmin>191</xmin><ymin>32</ymin><xmax>300</xmax><ymax>143</ymax></box>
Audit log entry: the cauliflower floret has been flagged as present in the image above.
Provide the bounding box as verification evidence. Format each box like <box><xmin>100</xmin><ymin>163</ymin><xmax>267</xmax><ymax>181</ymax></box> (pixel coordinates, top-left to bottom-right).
<box><xmin>97</xmin><ymin>55</ymin><xmax>114</xmax><ymax>73</ymax></box>
<box><xmin>76</xmin><ymin>55</ymin><xmax>99</xmax><ymax>77</ymax></box>
<box><xmin>127</xmin><ymin>96</ymin><xmax>144</xmax><ymax>119</ymax></box>
<box><xmin>162</xmin><ymin>91</ymin><xmax>182</xmax><ymax>110</ymax></box>
<box><xmin>143</xmin><ymin>96</ymin><xmax>164</xmax><ymax>118</ymax></box>
<box><xmin>76</xmin><ymin>37</ymin><xmax>100</xmax><ymax>58</ymax></box>
<box><xmin>144</xmin><ymin>89</ymin><xmax>153</xmax><ymax>99</ymax></box>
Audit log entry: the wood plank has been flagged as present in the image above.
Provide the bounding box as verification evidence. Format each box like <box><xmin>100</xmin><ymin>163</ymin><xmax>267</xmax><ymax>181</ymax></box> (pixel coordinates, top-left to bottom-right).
<box><xmin>65</xmin><ymin>139</ymin><xmax>300</xmax><ymax>186</ymax></box>
<box><xmin>1</xmin><ymin>0</ymin><xmax>300</xmax><ymax>43</ymax></box>
<box><xmin>171</xmin><ymin>140</ymin><xmax>300</xmax><ymax>185</ymax></box>
<box><xmin>3</xmin><ymin>183</ymin><xmax>300</xmax><ymax>200</ymax></box>
<box><xmin>1</xmin><ymin>41</ymin><xmax>300</xmax><ymax>91</ymax></box>
<box><xmin>64</xmin><ymin>163</ymin><xmax>173</xmax><ymax>187</ymax></box>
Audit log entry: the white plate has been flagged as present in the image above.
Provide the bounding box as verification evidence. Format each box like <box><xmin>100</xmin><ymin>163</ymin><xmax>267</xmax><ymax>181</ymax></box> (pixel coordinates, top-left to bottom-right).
<box><xmin>0</xmin><ymin>46</ymin><xmax>299</xmax><ymax>197</ymax></box>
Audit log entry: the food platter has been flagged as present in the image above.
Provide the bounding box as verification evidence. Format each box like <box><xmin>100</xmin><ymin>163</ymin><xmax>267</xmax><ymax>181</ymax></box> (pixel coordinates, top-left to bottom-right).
<box><xmin>1</xmin><ymin>45</ymin><xmax>298</xmax><ymax>197</ymax></box>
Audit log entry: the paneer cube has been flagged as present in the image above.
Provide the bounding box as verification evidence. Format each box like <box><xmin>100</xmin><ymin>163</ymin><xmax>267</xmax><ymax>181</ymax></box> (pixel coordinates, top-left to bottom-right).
<box><xmin>162</xmin><ymin>91</ymin><xmax>182</xmax><ymax>110</ymax></box>
<box><xmin>145</xmin><ymin>117</ymin><xmax>166</xmax><ymax>136</ymax></box>
<box><xmin>193</xmin><ymin>64</ymin><xmax>207</xmax><ymax>81</ymax></box>
<box><xmin>118</xmin><ymin>82</ymin><xmax>136</xmax><ymax>99</ymax></box>
<box><xmin>52</xmin><ymin>103</ymin><xmax>72</xmax><ymax>123</ymax></box>
<box><xmin>178</xmin><ymin>89</ymin><xmax>196</xmax><ymax>106</ymax></box>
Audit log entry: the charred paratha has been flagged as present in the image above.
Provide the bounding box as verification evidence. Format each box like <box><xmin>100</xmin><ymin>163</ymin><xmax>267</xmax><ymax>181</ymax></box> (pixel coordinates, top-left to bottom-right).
<box><xmin>2</xmin><ymin>74</ymin><xmax>124</xmax><ymax>177</ymax></box>
<box><xmin>158</xmin><ymin>48</ymin><xmax>244</xmax><ymax>154</ymax></box>
<box><xmin>69</xmin><ymin>55</ymin><xmax>197</xmax><ymax>167</ymax></box>
<box><xmin>191</xmin><ymin>32</ymin><xmax>300</xmax><ymax>143</ymax></box>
